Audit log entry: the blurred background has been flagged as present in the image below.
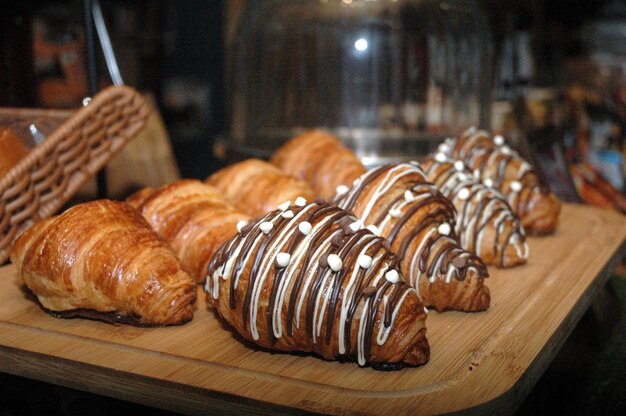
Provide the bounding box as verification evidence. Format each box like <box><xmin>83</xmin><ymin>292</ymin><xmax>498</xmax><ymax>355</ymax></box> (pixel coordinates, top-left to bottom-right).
<box><xmin>0</xmin><ymin>0</ymin><xmax>625</xmax><ymax>414</ymax></box>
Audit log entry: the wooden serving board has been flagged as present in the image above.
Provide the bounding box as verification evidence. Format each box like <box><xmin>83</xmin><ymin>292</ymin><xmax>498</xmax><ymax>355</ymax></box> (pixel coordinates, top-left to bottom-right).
<box><xmin>0</xmin><ymin>203</ymin><xmax>624</xmax><ymax>415</ymax></box>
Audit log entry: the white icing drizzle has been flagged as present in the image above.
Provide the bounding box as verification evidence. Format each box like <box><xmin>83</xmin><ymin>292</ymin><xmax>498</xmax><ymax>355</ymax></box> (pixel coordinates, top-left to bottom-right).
<box><xmin>385</xmin><ymin>269</ymin><xmax>399</xmax><ymax>283</ymax></box>
<box><xmin>207</xmin><ymin>202</ymin><xmax>420</xmax><ymax>365</ymax></box>
<box><xmin>260</xmin><ymin>221</ymin><xmax>273</xmax><ymax>234</ymax></box>
<box><xmin>336</xmin><ymin>185</ymin><xmax>349</xmax><ymax>195</ymax></box>
<box><xmin>423</xmin><ymin>158</ymin><xmax>528</xmax><ymax>266</ymax></box>
<box><xmin>327</xmin><ymin>254</ymin><xmax>343</xmax><ymax>272</ymax></box>
<box><xmin>278</xmin><ymin>201</ymin><xmax>290</xmax><ymax>211</ymax></box>
<box><xmin>236</xmin><ymin>220</ymin><xmax>248</xmax><ymax>233</ymax></box>
<box><xmin>298</xmin><ymin>221</ymin><xmax>312</xmax><ymax>235</ymax></box>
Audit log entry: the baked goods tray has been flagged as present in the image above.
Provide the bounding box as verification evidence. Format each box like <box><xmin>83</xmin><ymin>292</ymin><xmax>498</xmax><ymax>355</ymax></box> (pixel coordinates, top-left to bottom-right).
<box><xmin>0</xmin><ymin>203</ymin><xmax>624</xmax><ymax>415</ymax></box>
<box><xmin>0</xmin><ymin>85</ymin><xmax>150</xmax><ymax>264</ymax></box>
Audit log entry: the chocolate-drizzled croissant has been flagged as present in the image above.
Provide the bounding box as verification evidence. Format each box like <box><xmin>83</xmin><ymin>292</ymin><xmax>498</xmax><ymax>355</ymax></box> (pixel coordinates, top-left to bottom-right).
<box><xmin>10</xmin><ymin>200</ymin><xmax>197</xmax><ymax>326</ymax></box>
<box><xmin>271</xmin><ymin>130</ymin><xmax>366</xmax><ymax>200</ymax></box>
<box><xmin>437</xmin><ymin>128</ymin><xmax>561</xmax><ymax>235</ymax></box>
<box><xmin>206</xmin><ymin>158</ymin><xmax>316</xmax><ymax>217</ymax></box>
<box><xmin>422</xmin><ymin>156</ymin><xmax>528</xmax><ymax>268</ymax></box>
<box><xmin>206</xmin><ymin>201</ymin><xmax>430</xmax><ymax>369</ymax></box>
<box><xmin>333</xmin><ymin>163</ymin><xmax>490</xmax><ymax>312</ymax></box>
<box><xmin>127</xmin><ymin>179</ymin><xmax>250</xmax><ymax>283</ymax></box>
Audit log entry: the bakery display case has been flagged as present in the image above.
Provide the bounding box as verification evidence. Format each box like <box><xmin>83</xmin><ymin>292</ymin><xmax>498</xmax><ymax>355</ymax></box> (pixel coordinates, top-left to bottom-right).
<box><xmin>226</xmin><ymin>0</ymin><xmax>493</xmax><ymax>165</ymax></box>
<box><xmin>1</xmin><ymin>1</ymin><xmax>625</xmax><ymax>415</ymax></box>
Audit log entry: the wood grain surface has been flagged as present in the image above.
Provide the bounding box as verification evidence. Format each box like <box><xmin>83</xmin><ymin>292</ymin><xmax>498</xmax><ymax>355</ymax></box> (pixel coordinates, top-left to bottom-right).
<box><xmin>0</xmin><ymin>203</ymin><xmax>624</xmax><ymax>415</ymax></box>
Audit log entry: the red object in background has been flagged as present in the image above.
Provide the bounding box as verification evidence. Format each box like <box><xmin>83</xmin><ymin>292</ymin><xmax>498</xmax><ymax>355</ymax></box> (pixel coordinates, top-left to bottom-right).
<box><xmin>571</xmin><ymin>161</ymin><xmax>626</xmax><ymax>213</ymax></box>
<box><xmin>32</xmin><ymin>18</ymin><xmax>88</xmax><ymax>108</ymax></box>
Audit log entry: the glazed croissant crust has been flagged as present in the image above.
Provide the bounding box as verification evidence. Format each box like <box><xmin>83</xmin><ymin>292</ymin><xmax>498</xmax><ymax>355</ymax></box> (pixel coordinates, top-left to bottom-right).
<box><xmin>10</xmin><ymin>200</ymin><xmax>197</xmax><ymax>326</ymax></box>
<box><xmin>271</xmin><ymin>130</ymin><xmax>366</xmax><ymax>200</ymax></box>
<box><xmin>422</xmin><ymin>156</ymin><xmax>528</xmax><ymax>268</ymax></box>
<box><xmin>206</xmin><ymin>201</ymin><xmax>430</xmax><ymax>369</ymax></box>
<box><xmin>127</xmin><ymin>179</ymin><xmax>250</xmax><ymax>283</ymax></box>
<box><xmin>206</xmin><ymin>158</ymin><xmax>316</xmax><ymax>218</ymax></box>
<box><xmin>437</xmin><ymin>128</ymin><xmax>561</xmax><ymax>235</ymax></box>
<box><xmin>333</xmin><ymin>163</ymin><xmax>490</xmax><ymax>312</ymax></box>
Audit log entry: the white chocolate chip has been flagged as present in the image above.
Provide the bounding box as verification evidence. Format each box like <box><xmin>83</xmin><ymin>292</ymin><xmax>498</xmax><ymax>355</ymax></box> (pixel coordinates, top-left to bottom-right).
<box><xmin>335</xmin><ymin>185</ymin><xmax>349</xmax><ymax>195</ymax></box>
<box><xmin>260</xmin><ymin>221</ymin><xmax>273</xmax><ymax>234</ymax></box>
<box><xmin>500</xmin><ymin>145</ymin><xmax>511</xmax><ymax>155</ymax></box>
<box><xmin>385</xmin><ymin>269</ymin><xmax>399</xmax><ymax>284</ymax></box>
<box><xmin>493</xmin><ymin>134</ymin><xmax>505</xmax><ymax>146</ymax></box>
<box><xmin>366</xmin><ymin>224</ymin><xmax>380</xmax><ymax>236</ymax></box>
<box><xmin>277</xmin><ymin>200</ymin><xmax>290</xmax><ymax>211</ymax></box>
<box><xmin>438</xmin><ymin>143</ymin><xmax>450</xmax><ymax>153</ymax></box>
<box><xmin>510</xmin><ymin>180</ymin><xmax>523</xmax><ymax>192</ymax></box>
<box><xmin>358</xmin><ymin>255</ymin><xmax>373</xmax><ymax>269</ymax></box>
<box><xmin>410</xmin><ymin>160</ymin><xmax>420</xmax><ymax>166</ymax></box>
<box><xmin>484</xmin><ymin>178</ymin><xmax>494</xmax><ymax>188</ymax></box>
<box><xmin>327</xmin><ymin>254</ymin><xmax>343</xmax><ymax>272</ymax></box>
<box><xmin>473</xmin><ymin>169</ymin><xmax>481</xmax><ymax>179</ymax></box>
<box><xmin>389</xmin><ymin>208</ymin><xmax>402</xmax><ymax>218</ymax></box>
<box><xmin>435</xmin><ymin>152</ymin><xmax>447</xmax><ymax>163</ymax></box>
<box><xmin>275</xmin><ymin>252</ymin><xmax>291</xmax><ymax>268</ymax></box>
<box><xmin>454</xmin><ymin>160</ymin><xmax>465</xmax><ymax>172</ymax></box>
<box><xmin>281</xmin><ymin>210</ymin><xmax>294</xmax><ymax>219</ymax></box>
<box><xmin>294</xmin><ymin>196</ymin><xmax>307</xmax><ymax>206</ymax></box>
<box><xmin>458</xmin><ymin>172</ymin><xmax>469</xmax><ymax>181</ymax></box>
<box><xmin>457</xmin><ymin>188</ymin><xmax>471</xmax><ymax>200</ymax></box>
<box><xmin>438</xmin><ymin>223</ymin><xmax>451</xmax><ymax>236</ymax></box>
<box><xmin>236</xmin><ymin>220</ymin><xmax>248</xmax><ymax>233</ymax></box>
<box><xmin>349</xmin><ymin>221</ymin><xmax>362</xmax><ymax>232</ymax></box>
<box><xmin>404</xmin><ymin>189</ymin><xmax>416</xmax><ymax>202</ymax></box>
<box><xmin>298</xmin><ymin>221</ymin><xmax>312</xmax><ymax>235</ymax></box>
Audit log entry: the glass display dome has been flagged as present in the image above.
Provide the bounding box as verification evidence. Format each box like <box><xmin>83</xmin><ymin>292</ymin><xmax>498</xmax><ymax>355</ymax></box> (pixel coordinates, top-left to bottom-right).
<box><xmin>226</xmin><ymin>0</ymin><xmax>494</xmax><ymax>165</ymax></box>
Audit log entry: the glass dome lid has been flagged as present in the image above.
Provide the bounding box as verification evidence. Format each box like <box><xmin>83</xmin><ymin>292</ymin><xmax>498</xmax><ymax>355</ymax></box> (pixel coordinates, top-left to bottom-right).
<box><xmin>227</xmin><ymin>0</ymin><xmax>494</xmax><ymax>165</ymax></box>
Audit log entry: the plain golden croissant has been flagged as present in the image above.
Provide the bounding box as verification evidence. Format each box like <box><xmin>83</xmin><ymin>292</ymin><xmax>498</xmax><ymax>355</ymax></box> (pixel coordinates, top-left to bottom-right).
<box><xmin>271</xmin><ymin>130</ymin><xmax>367</xmax><ymax>200</ymax></box>
<box><xmin>333</xmin><ymin>163</ymin><xmax>490</xmax><ymax>312</ymax></box>
<box><xmin>10</xmin><ymin>200</ymin><xmax>197</xmax><ymax>326</ymax></box>
<box><xmin>206</xmin><ymin>200</ymin><xmax>430</xmax><ymax>369</ymax></box>
<box><xmin>422</xmin><ymin>156</ymin><xmax>528</xmax><ymax>268</ymax></box>
<box><xmin>437</xmin><ymin>128</ymin><xmax>561</xmax><ymax>235</ymax></box>
<box><xmin>206</xmin><ymin>158</ymin><xmax>316</xmax><ymax>218</ymax></box>
<box><xmin>127</xmin><ymin>179</ymin><xmax>250</xmax><ymax>283</ymax></box>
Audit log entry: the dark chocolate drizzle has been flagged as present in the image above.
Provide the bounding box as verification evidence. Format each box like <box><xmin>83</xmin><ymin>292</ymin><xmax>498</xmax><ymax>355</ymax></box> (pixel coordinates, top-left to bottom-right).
<box><xmin>206</xmin><ymin>201</ymin><xmax>415</xmax><ymax>364</ymax></box>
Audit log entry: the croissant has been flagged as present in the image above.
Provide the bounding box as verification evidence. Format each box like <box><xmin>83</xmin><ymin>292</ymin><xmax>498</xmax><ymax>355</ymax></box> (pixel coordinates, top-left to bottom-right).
<box><xmin>437</xmin><ymin>128</ymin><xmax>561</xmax><ymax>235</ymax></box>
<box><xmin>271</xmin><ymin>130</ymin><xmax>366</xmax><ymax>200</ymax></box>
<box><xmin>422</xmin><ymin>156</ymin><xmax>528</xmax><ymax>268</ymax></box>
<box><xmin>9</xmin><ymin>200</ymin><xmax>197</xmax><ymax>326</ymax></box>
<box><xmin>127</xmin><ymin>179</ymin><xmax>250</xmax><ymax>283</ymax></box>
<box><xmin>206</xmin><ymin>158</ymin><xmax>316</xmax><ymax>217</ymax></box>
<box><xmin>206</xmin><ymin>200</ymin><xmax>429</xmax><ymax>369</ymax></box>
<box><xmin>333</xmin><ymin>163</ymin><xmax>490</xmax><ymax>312</ymax></box>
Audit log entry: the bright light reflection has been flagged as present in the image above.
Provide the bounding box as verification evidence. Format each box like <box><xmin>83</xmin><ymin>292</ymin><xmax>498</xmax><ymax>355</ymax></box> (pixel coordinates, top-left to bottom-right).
<box><xmin>355</xmin><ymin>38</ymin><xmax>368</xmax><ymax>51</ymax></box>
